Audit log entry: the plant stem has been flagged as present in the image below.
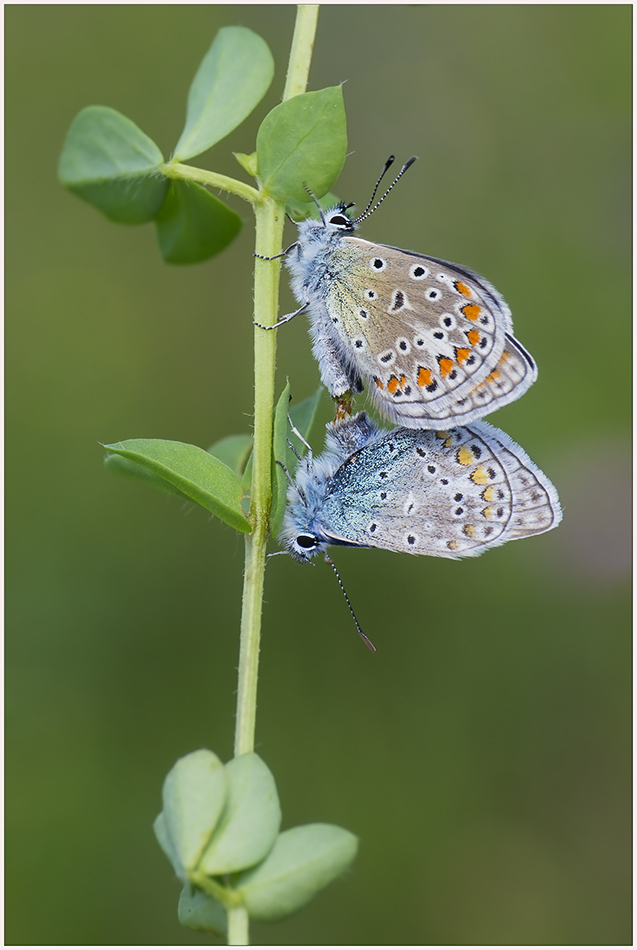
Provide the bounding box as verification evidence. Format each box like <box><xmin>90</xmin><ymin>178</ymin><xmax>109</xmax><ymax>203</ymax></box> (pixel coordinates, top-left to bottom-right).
<box><xmin>233</xmin><ymin>4</ymin><xmax>320</xmax><ymax>760</ymax></box>
<box><xmin>283</xmin><ymin>5</ymin><xmax>320</xmax><ymax>100</ymax></box>
<box><xmin>234</xmin><ymin>196</ymin><xmax>284</xmax><ymax>757</ymax></box>
<box><xmin>161</xmin><ymin>162</ymin><xmax>260</xmax><ymax>205</ymax></box>
<box><xmin>227</xmin><ymin>906</ymin><xmax>249</xmax><ymax>946</ymax></box>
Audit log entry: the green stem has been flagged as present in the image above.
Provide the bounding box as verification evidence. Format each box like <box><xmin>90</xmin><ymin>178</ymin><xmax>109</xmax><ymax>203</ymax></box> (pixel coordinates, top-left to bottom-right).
<box><xmin>161</xmin><ymin>161</ymin><xmax>261</xmax><ymax>205</ymax></box>
<box><xmin>227</xmin><ymin>906</ymin><xmax>249</xmax><ymax>946</ymax></box>
<box><xmin>230</xmin><ymin>9</ymin><xmax>320</xmax><ymax>942</ymax></box>
<box><xmin>283</xmin><ymin>5</ymin><xmax>320</xmax><ymax>99</ymax></box>
<box><xmin>234</xmin><ymin>196</ymin><xmax>285</xmax><ymax>757</ymax></box>
<box><xmin>233</xmin><ymin>4</ymin><xmax>319</xmax><ymax>756</ymax></box>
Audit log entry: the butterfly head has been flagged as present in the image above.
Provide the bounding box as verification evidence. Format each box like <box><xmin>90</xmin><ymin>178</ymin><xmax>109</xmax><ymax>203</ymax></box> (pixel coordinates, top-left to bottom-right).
<box><xmin>296</xmin><ymin>156</ymin><xmax>417</xmax><ymax>241</ymax></box>
<box><xmin>287</xmin><ymin>532</ymin><xmax>326</xmax><ymax>562</ymax></box>
<box><xmin>322</xmin><ymin>204</ymin><xmax>357</xmax><ymax>231</ymax></box>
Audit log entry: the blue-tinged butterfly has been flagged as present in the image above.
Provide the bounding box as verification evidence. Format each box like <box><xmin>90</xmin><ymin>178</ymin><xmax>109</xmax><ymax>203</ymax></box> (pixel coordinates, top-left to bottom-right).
<box><xmin>282</xmin><ymin>411</ymin><xmax>561</xmax><ymax>562</ymax></box>
<box><xmin>278</xmin><ymin>411</ymin><xmax>560</xmax><ymax>651</ymax></box>
<box><xmin>260</xmin><ymin>157</ymin><xmax>537</xmax><ymax>428</ymax></box>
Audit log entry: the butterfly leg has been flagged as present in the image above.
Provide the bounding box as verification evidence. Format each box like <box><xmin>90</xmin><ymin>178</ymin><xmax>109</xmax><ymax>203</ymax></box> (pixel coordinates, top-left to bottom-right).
<box><xmin>287</xmin><ymin>414</ymin><xmax>313</xmax><ymax>458</ymax></box>
<box><xmin>254</xmin><ymin>301</ymin><xmax>309</xmax><ymax>330</ymax></box>
<box><xmin>254</xmin><ymin>242</ymin><xmax>300</xmax><ymax>261</ymax></box>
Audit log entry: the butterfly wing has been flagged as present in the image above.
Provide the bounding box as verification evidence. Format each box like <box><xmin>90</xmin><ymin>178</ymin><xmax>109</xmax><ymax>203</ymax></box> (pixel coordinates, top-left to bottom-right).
<box><xmin>315</xmin><ymin>423</ymin><xmax>561</xmax><ymax>558</ymax></box>
<box><xmin>324</xmin><ymin>238</ymin><xmax>536</xmax><ymax>427</ymax></box>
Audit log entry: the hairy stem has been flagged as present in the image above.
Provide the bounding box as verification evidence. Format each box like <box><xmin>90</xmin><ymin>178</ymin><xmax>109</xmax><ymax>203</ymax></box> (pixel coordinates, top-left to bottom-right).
<box><xmin>234</xmin><ymin>3</ymin><xmax>320</xmax><ymax>756</ymax></box>
<box><xmin>161</xmin><ymin>161</ymin><xmax>260</xmax><ymax>204</ymax></box>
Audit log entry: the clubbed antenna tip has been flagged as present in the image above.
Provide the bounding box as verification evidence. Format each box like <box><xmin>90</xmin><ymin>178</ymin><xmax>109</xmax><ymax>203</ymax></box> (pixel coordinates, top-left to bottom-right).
<box><xmin>325</xmin><ymin>554</ymin><xmax>376</xmax><ymax>652</ymax></box>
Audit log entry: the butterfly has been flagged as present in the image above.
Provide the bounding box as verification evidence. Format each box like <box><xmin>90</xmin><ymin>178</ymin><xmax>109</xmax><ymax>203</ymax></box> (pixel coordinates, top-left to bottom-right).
<box><xmin>261</xmin><ymin>157</ymin><xmax>537</xmax><ymax>428</ymax></box>
<box><xmin>281</xmin><ymin>411</ymin><xmax>562</xmax><ymax>563</ymax></box>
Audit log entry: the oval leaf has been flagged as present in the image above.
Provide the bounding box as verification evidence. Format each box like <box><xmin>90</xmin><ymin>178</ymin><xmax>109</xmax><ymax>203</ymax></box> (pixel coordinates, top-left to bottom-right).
<box><xmin>154</xmin><ymin>812</ymin><xmax>183</xmax><ymax>875</ymax></box>
<box><xmin>199</xmin><ymin>753</ymin><xmax>281</xmax><ymax>876</ymax></box>
<box><xmin>174</xmin><ymin>26</ymin><xmax>274</xmax><ymax>162</ymax></box>
<box><xmin>58</xmin><ymin>106</ymin><xmax>167</xmax><ymax>223</ymax></box>
<box><xmin>104</xmin><ymin>453</ymin><xmax>193</xmax><ymax>502</ymax></box>
<box><xmin>103</xmin><ymin>439</ymin><xmax>251</xmax><ymax>533</ymax></box>
<box><xmin>256</xmin><ymin>87</ymin><xmax>347</xmax><ymax>203</ymax></box>
<box><xmin>155</xmin><ymin>180</ymin><xmax>242</xmax><ymax>265</ymax></box>
<box><xmin>207</xmin><ymin>434</ymin><xmax>253</xmax><ymax>476</ymax></box>
<box><xmin>160</xmin><ymin>750</ymin><xmax>228</xmax><ymax>880</ymax></box>
<box><xmin>237</xmin><ymin>823</ymin><xmax>358</xmax><ymax>921</ymax></box>
<box><xmin>178</xmin><ymin>884</ymin><xmax>227</xmax><ymax>936</ymax></box>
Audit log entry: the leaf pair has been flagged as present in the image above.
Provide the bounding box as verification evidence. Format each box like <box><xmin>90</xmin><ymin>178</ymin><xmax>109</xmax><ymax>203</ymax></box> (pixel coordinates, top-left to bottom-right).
<box><xmin>59</xmin><ymin>25</ymin><xmax>347</xmax><ymax>264</ymax></box>
<box><xmin>155</xmin><ymin>750</ymin><xmax>357</xmax><ymax>933</ymax></box>
<box><xmin>58</xmin><ymin>27</ymin><xmax>274</xmax><ymax>262</ymax></box>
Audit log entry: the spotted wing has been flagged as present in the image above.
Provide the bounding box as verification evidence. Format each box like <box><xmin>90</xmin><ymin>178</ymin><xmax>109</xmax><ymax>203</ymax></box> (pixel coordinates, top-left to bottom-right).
<box><xmin>316</xmin><ymin>422</ymin><xmax>561</xmax><ymax>558</ymax></box>
<box><xmin>325</xmin><ymin>238</ymin><xmax>535</xmax><ymax>427</ymax></box>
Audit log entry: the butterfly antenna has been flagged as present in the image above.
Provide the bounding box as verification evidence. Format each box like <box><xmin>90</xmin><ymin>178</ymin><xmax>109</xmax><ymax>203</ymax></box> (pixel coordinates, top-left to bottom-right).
<box><xmin>354</xmin><ymin>156</ymin><xmax>418</xmax><ymax>225</ymax></box>
<box><xmin>354</xmin><ymin>155</ymin><xmax>396</xmax><ymax>222</ymax></box>
<box><xmin>325</xmin><ymin>554</ymin><xmax>376</xmax><ymax>652</ymax></box>
<box><xmin>302</xmin><ymin>184</ymin><xmax>327</xmax><ymax>225</ymax></box>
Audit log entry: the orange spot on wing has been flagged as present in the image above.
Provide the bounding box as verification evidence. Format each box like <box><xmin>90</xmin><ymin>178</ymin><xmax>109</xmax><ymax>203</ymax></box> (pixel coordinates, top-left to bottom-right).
<box><xmin>466</xmin><ymin>328</ymin><xmax>481</xmax><ymax>346</ymax></box>
<box><xmin>457</xmin><ymin>446</ymin><xmax>474</xmax><ymax>466</ymax></box>
<box><xmin>374</xmin><ymin>377</ymin><xmax>384</xmax><ymax>390</ymax></box>
<box><xmin>387</xmin><ymin>375</ymin><xmax>400</xmax><ymax>394</ymax></box>
<box><xmin>461</xmin><ymin>303</ymin><xmax>481</xmax><ymax>321</ymax></box>
<box><xmin>455</xmin><ymin>281</ymin><xmax>472</xmax><ymax>298</ymax></box>
<box><xmin>485</xmin><ymin>369</ymin><xmax>501</xmax><ymax>383</ymax></box>
<box><xmin>399</xmin><ymin>375</ymin><xmax>407</xmax><ymax>389</ymax></box>
<box><xmin>482</xmin><ymin>486</ymin><xmax>496</xmax><ymax>502</ymax></box>
<box><xmin>438</xmin><ymin>358</ymin><xmax>454</xmax><ymax>378</ymax></box>
<box><xmin>471</xmin><ymin>465</ymin><xmax>490</xmax><ymax>485</ymax></box>
<box><xmin>455</xmin><ymin>347</ymin><xmax>471</xmax><ymax>364</ymax></box>
<box><xmin>417</xmin><ymin>367</ymin><xmax>432</xmax><ymax>388</ymax></box>
<box><xmin>482</xmin><ymin>505</ymin><xmax>495</xmax><ymax>519</ymax></box>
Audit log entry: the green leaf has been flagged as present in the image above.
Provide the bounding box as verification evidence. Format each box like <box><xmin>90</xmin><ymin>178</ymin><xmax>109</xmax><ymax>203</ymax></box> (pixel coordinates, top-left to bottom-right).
<box><xmin>256</xmin><ymin>87</ymin><xmax>347</xmax><ymax>203</ymax></box>
<box><xmin>155</xmin><ymin>180</ymin><xmax>242</xmax><ymax>265</ymax></box>
<box><xmin>199</xmin><ymin>753</ymin><xmax>281</xmax><ymax>875</ymax></box>
<box><xmin>103</xmin><ymin>439</ymin><xmax>251</xmax><ymax>533</ymax></box>
<box><xmin>157</xmin><ymin>750</ymin><xmax>228</xmax><ymax>880</ymax></box>
<box><xmin>58</xmin><ymin>106</ymin><xmax>168</xmax><ymax>223</ymax></box>
<box><xmin>178</xmin><ymin>884</ymin><xmax>227</xmax><ymax>935</ymax></box>
<box><xmin>237</xmin><ymin>824</ymin><xmax>359</xmax><ymax>922</ymax></box>
<box><xmin>286</xmin><ymin>191</ymin><xmax>340</xmax><ymax>222</ymax></box>
<box><xmin>154</xmin><ymin>812</ymin><xmax>183</xmax><ymax>875</ymax></box>
<box><xmin>234</xmin><ymin>151</ymin><xmax>258</xmax><ymax>178</ymax></box>
<box><xmin>207</xmin><ymin>434</ymin><xmax>253</xmax><ymax>476</ymax></box>
<box><xmin>270</xmin><ymin>382</ymin><xmax>292</xmax><ymax>538</ymax></box>
<box><xmin>104</xmin><ymin>453</ymin><xmax>193</xmax><ymax>503</ymax></box>
<box><xmin>173</xmin><ymin>27</ymin><xmax>274</xmax><ymax>162</ymax></box>
<box><xmin>178</xmin><ymin>884</ymin><xmax>227</xmax><ymax>936</ymax></box>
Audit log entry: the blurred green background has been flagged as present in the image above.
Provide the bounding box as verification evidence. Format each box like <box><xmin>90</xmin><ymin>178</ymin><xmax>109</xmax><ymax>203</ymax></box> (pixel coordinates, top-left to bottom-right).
<box><xmin>6</xmin><ymin>5</ymin><xmax>631</xmax><ymax>945</ymax></box>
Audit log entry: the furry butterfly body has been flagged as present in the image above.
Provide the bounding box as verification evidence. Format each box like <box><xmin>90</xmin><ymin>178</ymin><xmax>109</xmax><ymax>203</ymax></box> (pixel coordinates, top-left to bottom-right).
<box><xmin>284</xmin><ymin>211</ymin><xmax>537</xmax><ymax>428</ymax></box>
<box><xmin>281</xmin><ymin>412</ymin><xmax>561</xmax><ymax>561</ymax></box>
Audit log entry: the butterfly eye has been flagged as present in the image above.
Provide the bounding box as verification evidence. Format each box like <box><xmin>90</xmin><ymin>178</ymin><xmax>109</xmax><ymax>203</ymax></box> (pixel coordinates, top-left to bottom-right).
<box><xmin>327</xmin><ymin>214</ymin><xmax>351</xmax><ymax>229</ymax></box>
<box><xmin>296</xmin><ymin>534</ymin><xmax>319</xmax><ymax>550</ymax></box>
